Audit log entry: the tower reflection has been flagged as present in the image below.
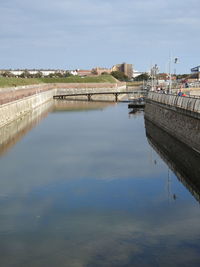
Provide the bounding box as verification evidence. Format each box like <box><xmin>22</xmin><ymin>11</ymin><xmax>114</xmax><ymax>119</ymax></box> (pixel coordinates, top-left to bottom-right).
<box><xmin>145</xmin><ymin>118</ymin><xmax>200</xmax><ymax>203</ymax></box>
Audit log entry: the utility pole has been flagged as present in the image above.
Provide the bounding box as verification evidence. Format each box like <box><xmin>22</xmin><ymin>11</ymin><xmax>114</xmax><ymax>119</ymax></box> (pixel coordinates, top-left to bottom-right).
<box><xmin>169</xmin><ymin>53</ymin><xmax>172</xmax><ymax>94</ymax></box>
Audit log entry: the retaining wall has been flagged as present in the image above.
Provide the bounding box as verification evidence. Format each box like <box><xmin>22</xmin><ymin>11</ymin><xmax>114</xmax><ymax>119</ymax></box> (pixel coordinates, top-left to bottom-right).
<box><xmin>0</xmin><ymin>82</ymin><xmax>126</xmax><ymax>127</ymax></box>
<box><xmin>0</xmin><ymin>89</ymin><xmax>55</xmax><ymax>127</ymax></box>
<box><xmin>54</xmin><ymin>83</ymin><xmax>127</xmax><ymax>101</ymax></box>
<box><xmin>145</xmin><ymin>92</ymin><xmax>200</xmax><ymax>153</ymax></box>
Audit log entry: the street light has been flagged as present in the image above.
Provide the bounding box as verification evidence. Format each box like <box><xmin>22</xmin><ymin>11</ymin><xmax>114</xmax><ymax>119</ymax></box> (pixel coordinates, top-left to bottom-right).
<box><xmin>151</xmin><ymin>64</ymin><xmax>159</xmax><ymax>91</ymax></box>
<box><xmin>169</xmin><ymin>56</ymin><xmax>179</xmax><ymax>94</ymax></box>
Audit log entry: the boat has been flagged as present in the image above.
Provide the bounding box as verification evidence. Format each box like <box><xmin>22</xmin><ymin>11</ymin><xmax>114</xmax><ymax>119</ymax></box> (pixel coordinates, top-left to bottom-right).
<box><xmin>128</xmin><ymin>97</ymin><xmax>145</xmax><ymax>109</ymax></box>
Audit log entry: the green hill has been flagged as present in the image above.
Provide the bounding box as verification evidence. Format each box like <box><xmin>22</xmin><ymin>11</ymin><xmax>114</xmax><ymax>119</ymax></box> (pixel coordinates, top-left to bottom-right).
<box><xmin>0</xmin><ymin>75</ymin><xmax>117</xmax><ymax>88</ymax></box>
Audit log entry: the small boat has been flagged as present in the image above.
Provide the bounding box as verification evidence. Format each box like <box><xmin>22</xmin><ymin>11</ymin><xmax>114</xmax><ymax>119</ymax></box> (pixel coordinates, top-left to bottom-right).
<box><xmin>128</xmin><ymin>97</ymin><xmax>145</xmax><ymax>109</ymax></box>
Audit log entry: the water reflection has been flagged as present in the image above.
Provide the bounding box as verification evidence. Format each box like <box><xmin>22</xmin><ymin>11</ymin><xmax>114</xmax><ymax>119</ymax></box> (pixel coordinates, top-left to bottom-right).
<box><xmin>0</xmin><ymin>100</ymin><xmax>111</xmax><ymax>156</ymax></box>
<box><xmin>0</xmin><ymin>101</ymin><xmax>54</xmax><ymax>156</ymax></box>
<box><xmin>128</xmin><ymin>108</ymin><xmax>144</xmax><ymax>119</ymax></box>
<box><xmin>0</xmin><ymin>103</ymin><xmax>200</xmax><ymax>266</ymax></box>
<box><xmin>53</xmin><ymin>100</ymin><xmax>114</xmax><ymax>112</ymax></box>
<box><xmin>145</xmin><ymin>118</ymin><xmax>200</xmax><ymax>203</ymax></box>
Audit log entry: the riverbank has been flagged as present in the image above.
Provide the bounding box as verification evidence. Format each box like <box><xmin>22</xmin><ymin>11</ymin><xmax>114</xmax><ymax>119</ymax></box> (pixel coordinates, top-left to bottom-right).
<box><xmin>0</xmin><ymin>82</ymin><xmax>126</xmax><ymax>127</ymax></box>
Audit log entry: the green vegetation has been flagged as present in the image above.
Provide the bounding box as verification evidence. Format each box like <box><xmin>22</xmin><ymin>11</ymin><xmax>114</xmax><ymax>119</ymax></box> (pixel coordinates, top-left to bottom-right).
<box><xmin>176</xmin><ymin>74</ymin><xmax>190</xmax><ymax>79</ymax></box>
<box><xmin>39</xmin><ymin>75</ymin><xmax>116</xmax><ymax>84</ymax></box>
<box><xmin>0</xmin><ymin>75</ymin><xmax>117</xmax><ymax>88</ymax></box>
<box><xmin>133</xmin><ymin>73</ymin><xmax>150</xmax><ymax>81</ymax></box>
<box><xmin>0</xmin><ymin>77</ymin><xmax>42</xmax><ymax>88</ymax></box>
<box><xmin>110</xmin><ymin>71</ymin><xmax>129</xmax><ymax>82</ymax></box>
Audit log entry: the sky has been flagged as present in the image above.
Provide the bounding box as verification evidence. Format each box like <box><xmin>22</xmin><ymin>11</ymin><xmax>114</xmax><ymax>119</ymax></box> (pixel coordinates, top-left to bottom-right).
<box><xmin>0</xmin><ymin>0</ymin><xmax>199</xmax><ymax>73</ymax></box>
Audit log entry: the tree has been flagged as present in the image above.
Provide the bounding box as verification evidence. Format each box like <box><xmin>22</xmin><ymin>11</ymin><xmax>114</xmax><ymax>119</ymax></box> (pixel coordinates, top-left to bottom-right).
<box><xmin>101</xmin><ymin>72</ymin><xmax>109</xmax><ymax>75</ymax></box>
<box><xmin>34</xmin><ymin>71</ymin><xmax>43</xmax><ymax>78</ymax></box>
<box><xmin>54</xmin><ymin>72</ymin><xmax>64</xmax><ymax>78</ymax></box>
<box><xmin>47</xmin><ymin>73</ymin><xmax>56</xmax><ymax>78</ymax></box>
<box><xmin>134</xmin><ymin>73</ymin><xmax>150</xmax><ymax>81</ymax></box>
<box><xmin>111</xmin><ymin>71</ymin><xmax>129</xmax><ymax>81</ymax></box>
<box><xmin>20</xmin><ymin>70</ymin><xmax>32</xmax><ymax>78</ymax></box>
<box><xmin>1</xmin><ymin>71</ymin><xmax>15</xmax><ymax>77</ymax></box>
<box><xmin>64</xmin><ymin>71</ymin><xmax>72</xmax><ymax>77</ymax></box>
<box><xmin>91</xmin><ymin>69</ymin><xmax>98</xmax><ymax>75</ymax></box>
<box><xmin>176</xmin><ymin>74</ymin><xmax>189</xmax><ymax>80</ymax></box>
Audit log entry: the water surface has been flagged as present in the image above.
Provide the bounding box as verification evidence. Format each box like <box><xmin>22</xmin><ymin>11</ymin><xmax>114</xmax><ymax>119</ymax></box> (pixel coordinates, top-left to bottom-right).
<box><xmin>0</xmin><ymin>100</ymin><xmax>200</xmax><ymax>267</ymax></box>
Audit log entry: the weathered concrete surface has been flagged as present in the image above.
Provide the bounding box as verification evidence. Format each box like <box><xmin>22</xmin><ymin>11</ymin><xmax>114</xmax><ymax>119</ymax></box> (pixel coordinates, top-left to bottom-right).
<box><xmin>0</xmin><ymin>82</ymin><xmax>126</xmax><ymax>105</ymax></box>
<box><xmin>0</xmin><ymin>84</ymin><xmax>54</xmax><ymax>105</ymax></box>
<box><xmin>145</xmin><ymin>92</ymin><xmax>200</xmax><ymax>153</ymax></box>
<box><xmin>0</xmin><ymin>82</ymin><xmax>126</xmax><ymax>127</ymax></box>
<box><xmin>0</xmin><ymin>89</ymin><xmax>55</xmax><ymax>127</ymax></box>
<box><xmin>54</xmin><ymin>83</ymin><xmax>127</xmax><ymax>101</ymax></box>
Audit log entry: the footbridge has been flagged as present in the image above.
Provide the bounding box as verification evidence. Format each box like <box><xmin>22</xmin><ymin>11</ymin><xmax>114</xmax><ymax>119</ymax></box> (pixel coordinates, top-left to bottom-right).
<box><xmin>53</xmin><ymin>91</ymin><xmax>147</xmax><ymax>102</ymax></box>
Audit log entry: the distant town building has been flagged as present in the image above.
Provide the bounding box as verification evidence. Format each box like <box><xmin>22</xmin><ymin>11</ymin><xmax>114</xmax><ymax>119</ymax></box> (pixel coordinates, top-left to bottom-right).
<box><xmin>0</xmin><ymin>63</ymin><xmax>136</xmax><ymax>79</ymax></box>
<box><xmin>91</xmin><ymin>67</ymin><xmax>111</xmax><ymax>75</ymax></box>
<box><xmin>191</xmin><ymin>65</ymin><xmax>200</xmax><ymax>81</ymax></box>
<box><xmin>69</xmin><ymin>70</ymin><xmax>78</xmax><ymax>76</ymax></box>
<box><xmin>111</xmin><ymin>63</ymin><xmax>133</xmax><ymax>79</ymax></box>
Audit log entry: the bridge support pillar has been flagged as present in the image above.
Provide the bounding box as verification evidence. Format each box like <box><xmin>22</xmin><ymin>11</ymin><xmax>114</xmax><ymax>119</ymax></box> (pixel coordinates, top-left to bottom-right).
<box><xmin>87</xmin><ymin>94</ymin><xmax>92</xmax><ymax>101</ymax></box>
<box><xmin>115</xmin><ymin>93</ymin><xmax>118</xmax><ymax>102</ymax></box>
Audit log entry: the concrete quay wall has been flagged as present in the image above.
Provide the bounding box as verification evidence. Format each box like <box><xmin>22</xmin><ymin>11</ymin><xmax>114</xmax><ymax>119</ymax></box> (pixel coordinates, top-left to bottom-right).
<box><xmin>54</xmin><ymin>83</ymin><xmax>127</xmax><ymax>101</ymax></box>
<box><xmin>55</xmin><ymin>83</ymin><xmax>126</xmax><ymax>95</ymax></box>
<box><xmin>145</xmin><ymin>92</ymin><xmax>200</xmax><ymax>153</ymax></box>
<box><xmin>0</xmin><ymin>82</ymin><xmax>126</xmax><ymax>127</ymax></box>
<box><xmin>0</xmin><ymin>84</ymin><xmax>54</xmax><ymax>105</ymax></box>
<box><xmin>0</xmin><ymin>82</ymin><xmax>126</xmax><ymax>105</ymax></box>
<box><xmin>0</xmin><ymin>89</ymin><xmax>55</xmax><ymax>127</ymax></box>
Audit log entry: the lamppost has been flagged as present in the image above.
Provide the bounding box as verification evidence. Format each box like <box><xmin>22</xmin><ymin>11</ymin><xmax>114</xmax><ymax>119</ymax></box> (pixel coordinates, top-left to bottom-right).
<box><xmin>151</xmin><ymin>64</ymin><xmax>159</xmax><ymax>91</ymax></box>
<box><xmin>169</xmin><ymin>56</ymin><xmax>178</xmax><ymax>94</ymax></box>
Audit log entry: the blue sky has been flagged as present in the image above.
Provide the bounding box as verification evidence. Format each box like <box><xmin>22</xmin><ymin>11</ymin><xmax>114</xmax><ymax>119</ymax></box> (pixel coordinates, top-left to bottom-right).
<box><xmin>0</xmin><ymin>0</ymin><xmax>199</xmax><ymax>73</ymax></box>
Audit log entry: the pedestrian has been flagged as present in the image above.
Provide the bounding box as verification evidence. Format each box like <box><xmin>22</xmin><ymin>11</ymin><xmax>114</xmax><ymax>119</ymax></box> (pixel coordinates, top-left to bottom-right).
<box><xmin>178</xmin><ymin>90</ymin><xmax>183</xmax><ymax>96</ymax></box>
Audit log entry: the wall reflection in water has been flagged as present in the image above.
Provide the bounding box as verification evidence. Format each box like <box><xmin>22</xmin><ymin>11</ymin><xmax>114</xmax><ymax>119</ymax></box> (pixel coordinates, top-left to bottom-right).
<box><xmin>0</xmin><ymin>104</ymin><xmax>200</xmax><ymax>266</ymax></box>
<box><xmin>145</xmin><ymin>118</ymin><xmax>200</xmax><ymax>203</ymax></box>
<box><xmin>0</xmin><ymin>100</ymin><xmax>112</xmax><ymax>156</ymax></box>
<box><xmin>0</xmin><ymin>101</ymin><xmax>54</xmax><ymax>156</ymax></box>
<box><xmin>53</xmin><ymin>100</ymin><xmax>113</xmax><ymax>112</ymax></box>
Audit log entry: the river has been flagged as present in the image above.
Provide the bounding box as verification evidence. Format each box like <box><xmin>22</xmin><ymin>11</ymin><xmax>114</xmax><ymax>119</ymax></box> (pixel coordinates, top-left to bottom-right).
<box><xmin>0</xmin><ymin>100</ymin><xmax>200</xmax><ymax>267</ymax></box>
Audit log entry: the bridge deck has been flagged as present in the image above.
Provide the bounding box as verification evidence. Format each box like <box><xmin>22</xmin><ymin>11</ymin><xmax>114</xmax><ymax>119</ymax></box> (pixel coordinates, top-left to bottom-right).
<box><xmin>54</xmin><ymin>91</ymin><xmax>147</xmax><ymax>101</ymax></box>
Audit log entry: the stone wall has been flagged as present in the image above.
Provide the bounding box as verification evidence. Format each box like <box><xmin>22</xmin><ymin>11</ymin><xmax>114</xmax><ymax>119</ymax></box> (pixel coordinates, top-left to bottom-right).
<box><xmin>145</xmin><ymin>92</ymin><xmax>200</xmax><ymax>153</ymax></box>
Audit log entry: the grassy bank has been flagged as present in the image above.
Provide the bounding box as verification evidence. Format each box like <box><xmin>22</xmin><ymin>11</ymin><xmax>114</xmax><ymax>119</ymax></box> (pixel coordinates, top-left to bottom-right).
<box><xmin>0</xmin><ymin>75</ymin><xmax>117</xmax><ymax>88</ymax></box>
<box><xmin>40</xmin><ymin>75</ymin><xmax>117</xmax><ymax>84</ymax></box>
<box><xmin>0</xmin><ymin>77</ymin><xmax>42</xmax><ymax>88</ymax></box>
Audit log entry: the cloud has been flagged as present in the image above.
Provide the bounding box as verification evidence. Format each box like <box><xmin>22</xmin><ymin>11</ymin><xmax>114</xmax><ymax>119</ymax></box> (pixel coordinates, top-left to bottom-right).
<box><xmin>0</xmin><ymin>0</ymin><xmax>199</xmax><ymax>71</ymax></box>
